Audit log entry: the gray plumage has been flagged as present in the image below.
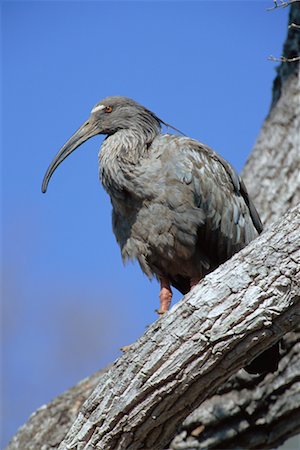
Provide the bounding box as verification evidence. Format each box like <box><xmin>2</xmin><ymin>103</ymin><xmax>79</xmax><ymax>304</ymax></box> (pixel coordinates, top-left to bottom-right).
<box><xmin>42</xmin><ymin>96</ymin><xmax>279</xmax><ymax>374</ymax></box>
<box><xmin>101</xmin><ymin>131</ymin><xmax>261</xmax><ymax>293</ymax></box>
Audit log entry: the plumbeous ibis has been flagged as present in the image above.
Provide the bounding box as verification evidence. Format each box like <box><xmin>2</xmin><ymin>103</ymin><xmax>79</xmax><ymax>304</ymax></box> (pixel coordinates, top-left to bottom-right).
<box><xmin>42</xmin><ymin>96</ymin><xmax>279</xmax><ymax>374</ymax></box>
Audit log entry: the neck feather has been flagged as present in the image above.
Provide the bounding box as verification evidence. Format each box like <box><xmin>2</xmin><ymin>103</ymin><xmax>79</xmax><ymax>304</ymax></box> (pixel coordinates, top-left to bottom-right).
<box><xmin>103</xmin><ymin>122</ymin><xmax>159</xmax><ymax>163</ymax></box>
<box><xmin>99</xmin><ymin>124</ymin><xmax>160</xmax><ymax>192</ymax></box>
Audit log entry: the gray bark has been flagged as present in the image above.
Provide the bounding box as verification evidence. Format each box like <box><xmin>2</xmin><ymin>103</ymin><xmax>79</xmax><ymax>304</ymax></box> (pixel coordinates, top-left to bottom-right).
<box><xmin>170</xmin><ymin>328</ymin><xmax>300</xmax><ymax>450</ymax></box>
<box><xmin>242</xmin><ymin>72</ymin><xmax>300</xmax><ymax>227</ymax></box>
<box><xmin>7</xmin><ymin>205</ymin><xmax>299</xmax><ymax>450</ymax></box>
<box><xmin>6</xmin><ymin>4</ymin><xmax>300</xmax><ymax>450</ymax></box>
<box><xmin>57</xmin><ymin>207</ymin><xmax>300</xmax><ymax>450</ymax></box>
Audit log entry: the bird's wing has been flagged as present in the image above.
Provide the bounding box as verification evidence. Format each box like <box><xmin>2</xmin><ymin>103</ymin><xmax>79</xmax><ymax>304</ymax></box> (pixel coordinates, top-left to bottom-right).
<box><xmin>156</xmin><ymin>135</ymin><xmax>262</xmax><ymax>264</ymax></box>
<box><xmin>208</xmin><ymin>149</ymin><xmax>263</xmax><ymax>234</ymax></box>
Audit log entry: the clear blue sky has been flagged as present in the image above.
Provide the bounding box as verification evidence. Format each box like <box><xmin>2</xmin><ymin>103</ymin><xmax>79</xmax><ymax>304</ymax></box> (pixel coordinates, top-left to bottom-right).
<box><xmin>2</xmin><ymin>1</ymin><xmax>288</xmax><ymax>446</ymax></box>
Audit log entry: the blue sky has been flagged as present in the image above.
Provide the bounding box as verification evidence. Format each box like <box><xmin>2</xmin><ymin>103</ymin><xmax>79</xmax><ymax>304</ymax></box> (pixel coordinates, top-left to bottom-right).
<box><xmin>2</xmin><ymin>1</ymin><xmax>288</xmax><ymax>446</ymax></box>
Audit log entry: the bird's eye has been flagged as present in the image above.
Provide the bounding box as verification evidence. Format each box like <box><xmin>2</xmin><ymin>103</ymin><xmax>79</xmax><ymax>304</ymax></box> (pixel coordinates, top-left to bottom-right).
<box><xmin>105</xmin><ymin>106</ymin><xmax>113</xmax><ymax>113</ymax></box>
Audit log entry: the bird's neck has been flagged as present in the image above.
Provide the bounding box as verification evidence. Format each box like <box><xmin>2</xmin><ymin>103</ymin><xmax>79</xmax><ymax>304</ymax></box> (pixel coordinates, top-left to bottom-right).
<box><xmin>102</xmin><ymin>126</ymin><xmax>158</xmax><ymax>164</ymax></box>
<box><xmin>99</xmin><ymin>127</ymin><xmax>159</xmax><ymax>192</ymax></box>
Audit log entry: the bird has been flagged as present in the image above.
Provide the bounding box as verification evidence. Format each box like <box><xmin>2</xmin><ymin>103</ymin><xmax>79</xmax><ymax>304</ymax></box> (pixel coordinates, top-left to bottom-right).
<box><xmin>42</xmin><ymin>95</ymin><xmax>279</xmax><ymax>374</ymax></box>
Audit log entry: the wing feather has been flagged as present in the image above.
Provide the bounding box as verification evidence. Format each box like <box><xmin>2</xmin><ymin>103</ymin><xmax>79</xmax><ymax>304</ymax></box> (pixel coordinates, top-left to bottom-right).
<box><xmin>161</xmin><ymin>136</ymin><xmax>261</xmax><ymax>265</ymax></box>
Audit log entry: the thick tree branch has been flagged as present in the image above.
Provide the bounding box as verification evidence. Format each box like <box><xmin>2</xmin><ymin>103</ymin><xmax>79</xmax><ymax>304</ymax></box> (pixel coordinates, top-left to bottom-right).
<box><xmin>9</xmin><ymin>207</ymin><xmax>299</xmax><ymax>450</ymax></box>
<box><xmin>53</xmin><ymin>205</ymin><xmax>299</xmax><ymax>450</ymax></box>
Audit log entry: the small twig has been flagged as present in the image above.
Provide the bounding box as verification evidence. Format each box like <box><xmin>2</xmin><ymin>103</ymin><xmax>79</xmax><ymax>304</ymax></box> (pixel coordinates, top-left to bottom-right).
<box><xmin>268</xmin><ymin>54</ymin><xmax>300</xmax><ymax>62</ymax></box>
<box><xmin>289</xmin><ymin>22</ymin><xmax>300</xmax><ymax>29</ymax></box>
<box><xmin>267</xmin><ymin>0</ymin><xmax>300</xmax><ymax>11</ymax></box>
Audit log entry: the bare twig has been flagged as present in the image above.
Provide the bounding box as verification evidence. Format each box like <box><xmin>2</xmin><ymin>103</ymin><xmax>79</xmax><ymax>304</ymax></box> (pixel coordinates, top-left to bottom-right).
<box><xmin>289</xmin><ymin>22</ymin><xmax>300</xmax><ymax>29</ymax></box>
<box><xmin>267</xmin><ymin>0</ymin><xmax>300</xmax><ymax>11</ymax></box>
<box><xmin>268</xmin><ymin>54</ymin><xmax>300</xmax><ymax>62</ymax></box>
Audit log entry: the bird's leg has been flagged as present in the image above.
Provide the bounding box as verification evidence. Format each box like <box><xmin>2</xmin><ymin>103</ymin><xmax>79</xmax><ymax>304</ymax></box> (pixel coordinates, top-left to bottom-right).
<box><xmin>190</xmin><ymin>277</ymin><xmax>201</xmax><ymax>290</ymax></box>
<box><xmin>157</xmin><ymin>278</ymin><xmax>172</xmax><ymax>315</ymax></box>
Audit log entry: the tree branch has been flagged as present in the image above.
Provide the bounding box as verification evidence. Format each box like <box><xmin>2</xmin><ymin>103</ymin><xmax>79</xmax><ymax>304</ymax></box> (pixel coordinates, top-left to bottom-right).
<box><xmin>55</xmin><ymin>205</ymin><xmax>300</xmax><ymax>450</ymax></box>
<box><xmin>268</xmin><ymin>54</ymin><xmax>300</xmax><ymax>62</ymax></box>
<box><xmin>7</xmin><ymin>203</ymin><xmax>300</xmax><ymax>450</ymax></box>
<box><xmin>267</xmin><ymin>0</ymin><xmax>300</xmax><ymax>12</ymax></box>
<box><xmin>289</xmin><ymin>22</ymin><xmax>300</xmax><ymax>28</ymax></box>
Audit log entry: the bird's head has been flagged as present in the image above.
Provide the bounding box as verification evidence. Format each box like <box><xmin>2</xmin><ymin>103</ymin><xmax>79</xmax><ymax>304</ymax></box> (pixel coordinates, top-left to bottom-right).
<box><xmin>41</xmin><ymin>96</ymin><xmax>162</xmax><ymax>193</ymax></box>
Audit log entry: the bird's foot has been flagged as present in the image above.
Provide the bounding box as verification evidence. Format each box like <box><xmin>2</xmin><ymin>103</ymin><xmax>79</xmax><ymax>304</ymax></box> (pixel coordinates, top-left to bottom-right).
<box><xmin>158</xmin><ymin>277</ymin><xmax>173</xmax><ymax>315</ymax></box>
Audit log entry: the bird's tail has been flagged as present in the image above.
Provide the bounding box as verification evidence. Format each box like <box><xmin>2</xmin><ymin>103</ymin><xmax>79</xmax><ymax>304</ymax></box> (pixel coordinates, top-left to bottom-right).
<box><xmin>245</xmin><ymin>341</ymin><xmax>280</xmax><ymax>374</ymax></box>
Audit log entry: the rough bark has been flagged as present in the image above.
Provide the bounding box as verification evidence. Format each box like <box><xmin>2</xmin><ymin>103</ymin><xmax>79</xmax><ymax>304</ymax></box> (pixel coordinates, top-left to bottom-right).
<box><xmin>55</xmin><ymin>207</ymin><xmax>300</xmax><ymax>449</ymax></box>
<box><xmin>6</xmin><ymin>207</ymin><xmax>300</xmax><ymax>450</ymax></box>
<box><xmin>170</xmin><ymin>329</ymin><xmax>300</xmax><ymax>450</ymax></box>
<box><xmin>11</xmin><ymin>204</ymin><xmax>300</xmax><ymax>450</ymax></box>
<box><xmin>242</xmin><ymin>72</ymin><xmax>300</xmax><ymax>227</ymax></box>
<box><xmin>7</xmin><ymin>211</ymin><xmax>300</xmax><ymax>450</ymax></box>
<box><xmin>6</xmin><ymin>4</ymin><xmax>300</xmax><ymax>450</ymax></box>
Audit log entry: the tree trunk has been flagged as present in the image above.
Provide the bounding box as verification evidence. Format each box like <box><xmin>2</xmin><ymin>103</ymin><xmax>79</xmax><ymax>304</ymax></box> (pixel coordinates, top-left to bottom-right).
<box><xmin>241</xmin><ymin>73</ymin><xmax>300</xmax><ymax>227</ymax></box>
<box><xmin>6</xmin><ymin>4</ymin><xmax>300</xmax><ymax>450</ymax></box>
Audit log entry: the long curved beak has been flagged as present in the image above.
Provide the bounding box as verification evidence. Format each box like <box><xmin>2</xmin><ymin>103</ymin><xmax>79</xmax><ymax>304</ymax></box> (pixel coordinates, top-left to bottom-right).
<box><xmin>42</xmin><ymin>118</ymin><xmax>99</xmax><ymax>193</ymax></box>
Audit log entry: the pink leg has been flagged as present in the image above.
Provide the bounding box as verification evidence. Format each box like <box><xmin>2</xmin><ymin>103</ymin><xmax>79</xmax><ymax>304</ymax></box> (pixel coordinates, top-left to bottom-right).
<box><xmin>190</xmin><ymin>277</ymin><xmax>201</xmax><ymax>290</ymax></box>
<box><xmin>157</xmin><ymin>278</ymin><xmax>172</xmax><ymax>315</ymax></box>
